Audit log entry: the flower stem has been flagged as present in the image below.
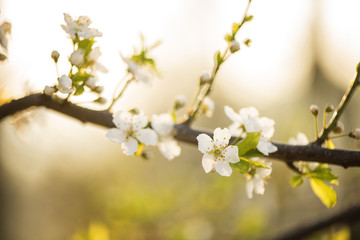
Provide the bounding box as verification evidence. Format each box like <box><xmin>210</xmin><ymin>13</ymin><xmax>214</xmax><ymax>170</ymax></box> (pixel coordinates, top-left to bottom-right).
<box><xmin>184</xmin><ymin>0</ymin><xmax>252</xmax><ymax>125</ymax></box>
<box><xmin>315</xmin><ymin>62</ymin><xmax>360</xmax><ymax>145</ymax></box>
<box><xmin>107</xmin><ymin>76</ymin><xmax>134</xmax><ymax>111</ymax></box>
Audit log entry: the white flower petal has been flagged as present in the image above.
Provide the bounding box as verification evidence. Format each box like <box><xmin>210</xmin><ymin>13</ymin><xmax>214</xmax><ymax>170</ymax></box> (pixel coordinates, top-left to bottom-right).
<box><xmin>257</xmin><ymin>137</ymin><xmax>278</xmax><ymax>155</ymax></box>
<box><xmin>228</xmin><ymin>122</ymin><xmax>244</xmax><ymax>137</ymax></box>
<box><xmin>246</xmin><ymin>179</ymin><xmax>254</xmax><ymax>199</ymax></box>
<box><xmin>240</xmin><ymin>107</ymin><xmax>259</xmax><ymax>119</ymax></box>
<box><xmin>213</xmin><ymin>127</ymin><xmax>231</xmax><ymax>145</ymax></box>
<box><xmin>202</xmin><ymin>153</ymin><xmax>215</xmax><ymax>173</ymax></box>
<box><xmin>224</xmin><ymin>105</ymin><xmax>242</xmax><ymax>123</ymax></box>
<box><xmin>214</xmin><ymin>161</ymin><xmax>232</xmax><ymax>177</ymax></box>
<box><xmin>136</xmin><ymin>128</ymin><xmax>158</xmax><ymax>146</ymax></box>
<box><xmin>114</xmin><ymin>111</ymin><xmax>132</xmax><ymax>131</ymax></box>
<box><xmin>132</xmin><ymin>112</ymin><xmax>148</xmax><ymax>130</ymax></box>
<box><xmin>121</xmin><ymin>137</ymin><xmax>138</xmax><ymax>155</ymax></box>
<box><xmin>258</xmin><ymin>117</ymin><xmax>275</xmax><ymax>139</ymax></box>
<box><xmin>223</xmin><ymin>146</ymin><xmax>240</xmax><ymax>163</ymax></box>
<box><xmin>158</xmin><ymin>138</ymin><xmax>181</xmax><ymax>160</ymax></box>
<box><xmin>151</xmin><ymin>113</ymin><xmax>173</xmax><ymax>136</ymax></box>
<box><xmin>105</xmin><ymin>128</ymin><xmax>126</xmax><ymax>144</ymax></box>
<box><xmin>196</xmin><ymin>134</ymin><xmax>214</xmax><ymax>154</ymax></box>
<box><xmin>253</xmin><ymin>178</ymin><xmax>265</xmax><ymax>195</ymax></box>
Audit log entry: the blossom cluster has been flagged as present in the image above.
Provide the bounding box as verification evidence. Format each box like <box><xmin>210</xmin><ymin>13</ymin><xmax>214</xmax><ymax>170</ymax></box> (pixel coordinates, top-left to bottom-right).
<box><xmin>106</xmin><ymin>110</ymin><xmax>181</xmax><ymax>160</ymax></box>
<box><xmin>43</xmin><ymin>13</ymin><xmax>106</xmax><ymax>103</ymax></box>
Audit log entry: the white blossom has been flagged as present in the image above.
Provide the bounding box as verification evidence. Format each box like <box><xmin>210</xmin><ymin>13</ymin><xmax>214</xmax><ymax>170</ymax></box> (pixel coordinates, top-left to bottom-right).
<box><xmin>121</xmin><ymin>54</ymin><xmax>153</xmax><ymax>84</ymax></box>
<box><xmin>106</xmin><ymin>110</ymin><xmax>158</xmax><ymax>155</ymax></box>
<box><xmin>224</xmin><ymin>106</ymin><xmax>277</xmax><ymax>155</ymax></box>
<box><xmin>69</xmin><ymin>49</ymin><xmax>85</xmax><ymax>67</ymax></box>
<box><xmin>88</xmin><ymin>47</ymin><xmax>108</xmax><ymax>73</ymax></box>
<box><xmin>61</xmin><ymin>13</ymin><xmax>102</xmax><ymax>40</ymax></box>
<box><xmin>289</xmin><ymin>132</ymin><xmax>319</xmax><ymax>171</ymax></box>
<box><xmin>151</xmin><ymin>113</ymin><xmax>181</xmax><ymax>160</ymax></box>
<box><xmin>57</xmin><ymin>74</ymin><xmax>73</xmax><ymax>93</ymax></box>
<box><xmin>85</xmin><ymin>77</ymin><xmax>96</xmax><ymax>90</ymax></box>
<box><xmin>43</xmin><ymin>86</ymin><xmax>56</xmax><ymax>96</ymax></box>
<box><xmin>196</xmin><ymin>128</ymin><xmax>240</xmax><ymax>177</ymax></box>
<box><xmin>246</xmin><ymin>159</ymin><xmax>272</xmax><ymax>199</ymax></box>
<box><xmin>202</xmin><ymin>97</ymin><xmax>215</xmax><ymax>118</ymax></box>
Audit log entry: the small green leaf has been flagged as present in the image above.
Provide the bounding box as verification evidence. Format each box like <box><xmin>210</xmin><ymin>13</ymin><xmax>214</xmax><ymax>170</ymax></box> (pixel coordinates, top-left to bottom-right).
<box><xmin>74</xmin><ymin>85</ymin><xmax>84</xmax><ymax>96</ymax></box>
<box><xmin>78</xmin><ymin>38</ymin><xmax>95</xmax><ymax>55</ymax></box>
<box><xmin>240</xmin><ymin>157</ymin><xmax>268</xmax><ymax>169</ymax></box>
<box><xmin>230</xmin><ymin>160</ymin><xmax>249</xmax><ymax>174</ymax></box>
<box><xmin>224</xmin><ymin>34</ymin><xmax>234</xmax><ymax>42</ymax></box>
<box><xmin>215</xmin><ymin>51</ymin><xmax>224</xmax><ymax>66</ymax></box>
<box><xmin>245</xmin><ymin>15</ymin><xmax>253</xmax><ymax>22</ymax></box>
<box><xmin>241</xmin><ymin>148</ymin><xmax>263</xmax><ymax>159</ymax></box>
<box><xmin>310</xmin><ymin>178</ymin><xmax>337</xmax><ymax>208</ymax></box>
<box><xmin>235</xmin><ymin>132</ymin><xmax>260</xmax><ymax>156</ymax></box>
<box><xmin>307</xmin><ymin>168</ymin><xmax>338</xmax><ymax>182</ymax></box>
<box><xmin>71</xmin><ymin>71</ymin><xmax>93</xmax><ymax>83</ymax></box>
<box><xmin>232</xmin><ymin>23</ymin><xmax>239</xmax><ymax>35</ymax></box>
<box><xmin>290</xmin><ymin>175</ymin><xmax>303</xmax><ymax>188</ymax></box>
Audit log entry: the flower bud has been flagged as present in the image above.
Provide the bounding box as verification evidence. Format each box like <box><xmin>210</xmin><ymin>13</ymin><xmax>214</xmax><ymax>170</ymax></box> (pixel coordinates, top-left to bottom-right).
<box><xmin>309</xmin><ymin>104</ymin><xmax>318</xmax><ymax>116</ymax></box>
<box><xmin>43</xmin><ymin>85</ymin><xmax>56</xmax><ymax>96</ymax></box>
<box><xmin>325</xmin><ymin>104</ymin><xmax>334</xmax><ymax>113</ymax></box>
<box><xmin>94</xmin><ymin>97</ymin><xmax>107</xmax><ymax>104</ymax></box>
<box><xmin>243</xmin><ymin>38</ymin><xmax>252</xmax><ymax>47</ymax></box>
<box><xmin>230</xmin><ymin>40</ymin><xmax>240</xmax><ymax>53</ymax></box>
<box><xmin>51</xmin><ymin>50</ymin><xmax>60</xmax><ymax>63</ymax></box>
<box><xmin>200</xmin><ymin>72</ymin><xmax>211</xmax><ymax>85</ymax></box>
<box><xmin>332</xmin><ymin>121</ymin><xmax>344</xmax><ymax>134</ymax></box>
<box><xmin>69</xmin><ymin>49</ymin><xmax>85</xmax><ymax>67</ymax></box>
<box><xmin>58</xmin><ymin>74</ymin><xmax>73</xmax><ymax>93</ymax></box>
<box><xmin>349</xmin><ymin>128</ymin><xmax>360</xmax><ymax>140</ymax></box>
<box><xmin>174</xmin><ymin>94</ymin><xmax>187</xmax><ymax>110</ymax></box>
<box><xmin>94</xmin><ymin>86</ymin><xmax>104</xmax><ymax>94</ymax></box>
<box><xmin>85</xmin><ymin>77</ymin><xmax>96</xmax><ymax>90</ymax></box>
<box><xmin>202</xmin><ymin>97</ymin><xmax>215</xmax><ymax>118</ymax></box>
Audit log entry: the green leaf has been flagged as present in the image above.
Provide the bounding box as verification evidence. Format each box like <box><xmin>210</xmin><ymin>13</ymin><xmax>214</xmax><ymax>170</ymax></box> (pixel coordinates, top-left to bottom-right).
<box><xmin>224</xmin><ymin>34</ymin><xmax>234</xmax><ymax>42</ymax></box>
<box><xmin>235</xmin><ymin>132</ymin><xmax>260</xmax><ymax>156</ymax></box>
<box><xmin>71</xmin><ymin>71</ymin><xmax>92</xmax><ymax>83</ymax></box>
<box><xmin>309</xmin><ymin>178</ymin><xmax>337</xmax><ymax>208</ymax></box>
<box><xmin>74</xmin><ymin>85</ymin><xmax>84</xmax><ymax>96</ymax></box>
<box><xmin>78</xmin><ymin>38</ymin><xmax>95</xmax><ymax>55</ymax></box>
<box><xmin>230</xmin><ymin>160</ymin><xmax>249</xmax><ymax>174</ymax></box>
<box><xmin>290</xmin><ymin>175</ymin><xmax>303</xmax><ymax>188</ymax></box>
<box><xmin>215</xmin><ymin>51</ymin><xmax>224</xmax><ymax>66</ymax></box>
<box><xmin>307</xmin><ymin>168</ymin><xmax>338</xmax><ymax>182</ymax></box>
<box><xmin>245</xmin><ymin>15</ymin><xmax>253</xmax><ymax>22</ymax></box>
<box><xmin>232</xmin><ymin>23</ymin><xmax>239</xmax><ymax>35</ymax></box>
<box><xmin>240</xmin><ymin>157</ymin><xmax>268</xmax><ymax>169</ymax></box>
<box><xmin>241</xmin><ymin>148</ymin><xmax>263</xmax><ymax>159</ymax></box>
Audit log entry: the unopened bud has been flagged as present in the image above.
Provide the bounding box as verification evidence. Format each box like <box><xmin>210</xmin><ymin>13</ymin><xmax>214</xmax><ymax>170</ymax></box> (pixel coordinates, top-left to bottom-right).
<box><xmin>129</xmin><ymin>108</ymin><xmax>140</xmax><ymax>115</ymax></box>
<box><xmin>51</xmin><ymin>50</ymin><xmax>60</xmax><ymax>63</ymax></box>
<box><xmin>349</xmin><ymin>128</ymin><xmax>360</xmax><ymax>140</ymax></box>
<box><xmin>310</xmin><ymin>104</ymin><xmax>319</xmax><ymax>116</ymax></box>
<box><xmin>94</xmin><ymin>86</ymin><xmax>104</xmax><ymax>94</ymax></box>
<box><xmin>325</xmin><ymin>104</ymin><xmax>334</xmax><ymax>113</ymax></box>
<box><xmin>332</xmin><ymin>121</ymin><xmax>344</xmax><ymax>134</ymax></box>
<box><xmin>230</xmin><ymin>40</ymin><xmax>240</xmax><ymax>53</ymax></box>
<box><xmin>69</xmin><ymin>49</ymin><xmax>85</xmax><ymax>67</ymax></box>
<box><xmin>94</xmin><ymin>97</ymin><xmax>107</xmax><ymax>105</ymax></box>
<box><xmin>43</xmin><ymin>85</ymin><xmax>56</xmax><ymax>96</ymax></box>
<box><xmin>174</xmin><ymin>94</ymin><xmax>187</xmax><ymax>110</ymax></box>
<box><xmin>243</xmin><ymin>38</ymin><xmax>252</xmax><ymax>47</ymax></box>
<box><xmin>200</xmin><ymin>72</ymin><xmax>211</xmax><ymax>85</ymax></box>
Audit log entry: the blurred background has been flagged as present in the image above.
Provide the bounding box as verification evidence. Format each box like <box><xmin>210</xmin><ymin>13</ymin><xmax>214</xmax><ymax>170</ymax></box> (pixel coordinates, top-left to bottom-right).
<box><xmin>1</xmin><ymin>0</ymin><xmax>360</xmax><ymax>239</ymax></box>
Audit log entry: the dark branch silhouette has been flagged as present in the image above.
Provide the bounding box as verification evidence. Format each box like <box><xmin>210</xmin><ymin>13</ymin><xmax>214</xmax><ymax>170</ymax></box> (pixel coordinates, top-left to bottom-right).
<box><xmin>1</xmin><ymin>93</ymin><xmax>360</xmax><ymax>168</ymax></box>
<box><xmin>269</xmin><ymin>205</ymin><xmax>360</xmax><ymax>240</ymax></box>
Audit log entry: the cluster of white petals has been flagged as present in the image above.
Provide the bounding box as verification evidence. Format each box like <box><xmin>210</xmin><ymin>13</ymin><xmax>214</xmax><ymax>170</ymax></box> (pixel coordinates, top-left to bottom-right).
<box><xmin>61</xmin><ymin>13</ymin><xmax>102</xmax><ymax>40</ymax></box>
<box><xmin>121</xmin><ymin>55</ymin><xmax>153</xmax><ymax>84</ymax></box>
<box><xmin>151</xmin><ymin>113</ymin><xmax>181</xmax><ymax>160</ymax></box>
<box><xmin>106</xmin><ymin>111</ymin><xmax>157</xmax><ymax>155</ymax></box>
<box><xmin>246</xmin><ymin>159</ymin><xmax>272</xmax><ymax>199</ymax></box>
<box><xmin>88</xmin><ymin>47</ymin><xmax>108</xmax><ymax>73</ymax></box>
<box><xmin>57</xmin><ymin>75</ymin><xmax>73</xmax><ymax>93</ymax></box>
<box><xmin>224</xmin><ymin>106</ymin><xmax>277</xmax><ymax>155</ymax></box>
<box><xmin>197</xmin><ymin>128</ymin><xmax>240</xmax><ymax>176</ymax></box>
<box><xmin>289</xmin><ymin>132</ymin><xmax>319</xmax><ymax>172</ymax></box>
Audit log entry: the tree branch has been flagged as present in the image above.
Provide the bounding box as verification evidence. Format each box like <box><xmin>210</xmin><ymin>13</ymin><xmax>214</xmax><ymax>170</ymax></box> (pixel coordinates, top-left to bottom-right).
<box><xmin>1</xmin><ymin>93</ymin><xmax>360</xmax><ymax>168</ymax></box>
<box><xmin>269</xmin><ymin>205</ymin><xmax>360</xmax><ymax>240</ymax></box>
